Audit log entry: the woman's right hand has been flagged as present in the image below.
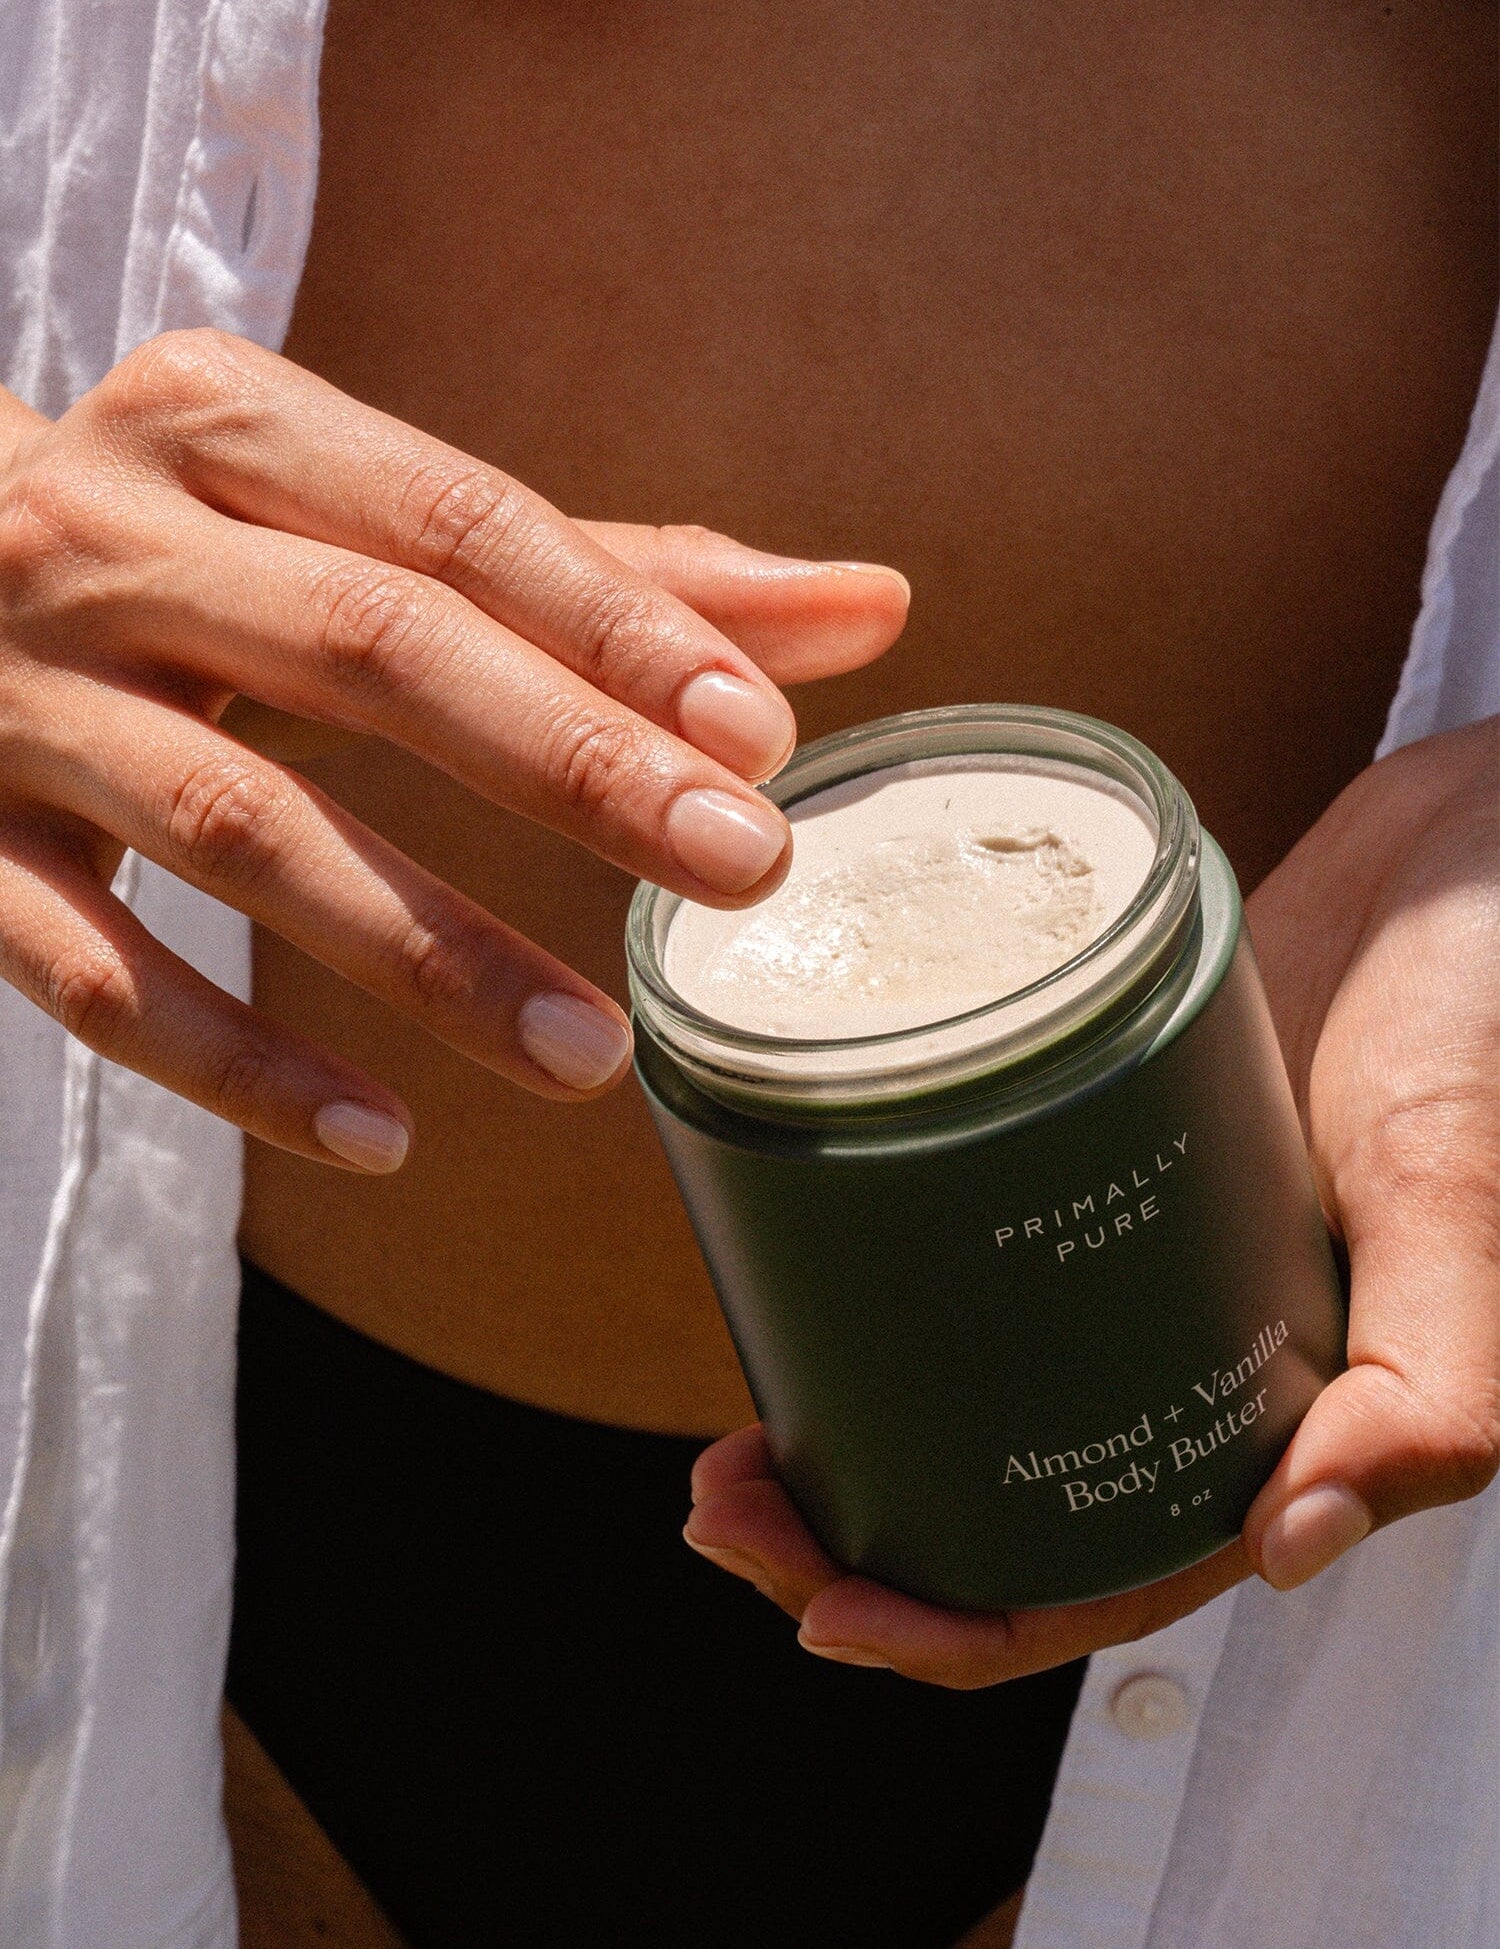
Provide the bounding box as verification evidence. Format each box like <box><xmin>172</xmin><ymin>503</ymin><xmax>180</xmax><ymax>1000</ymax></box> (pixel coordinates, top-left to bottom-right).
<box><xmin>0</xmin><ymin>329</ymin><xmax>907</xmax><ymax>1171</ymax></box>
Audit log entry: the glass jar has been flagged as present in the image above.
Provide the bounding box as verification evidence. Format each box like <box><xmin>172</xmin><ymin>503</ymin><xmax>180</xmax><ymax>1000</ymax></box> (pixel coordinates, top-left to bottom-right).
<box><xmin>628</xmin><ymin>706</ymin><xmax>1345</xmax><ymax>1609</ymax></box>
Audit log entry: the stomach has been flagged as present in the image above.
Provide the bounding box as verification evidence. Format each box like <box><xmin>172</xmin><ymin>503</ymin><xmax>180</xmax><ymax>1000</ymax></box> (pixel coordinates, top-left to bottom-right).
<box><xmin>237</xmin><ymin>0</ymin><xmax>1496</xmax><ymax>1433</ymax></box>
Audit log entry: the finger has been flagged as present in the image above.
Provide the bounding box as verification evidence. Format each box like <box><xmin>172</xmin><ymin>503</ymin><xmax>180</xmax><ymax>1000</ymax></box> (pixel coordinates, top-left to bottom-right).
<box><xmin>795</xmin><ymin>1544</ymin><xmax>1247</xmax><ymax>1688</ymax></box>
<box><xmin>92</xmin><ymin>334</ymin><xmax>798</xmax><ymax>780</ymax></box>
<box><xmin>1244</xmin><ymin>1095</ymin><xmax>1499</xmax><ymax>1591</ymax></box>
<box><xmin>206</xmin><ymin>526</ymin><xmax>911</xmax><ymax>759</ymax></box>
<box><xmin>17</xmin><ymin>679</ymin><xmax>635</xmax><ymax>1100</ymax></box>
<box><xmin>685</xmin><ymin>1427</ymin><xmax>1247</xmax><ymax>1686</ymax></box>
<box><xmin>0</xmin><ymin>817</ymin><xmax>414</xmax><ymax>1169</ymax></box>
<box><xmin>575</xmin><ymin>522</ymin><xmax>910</xmax><ymax>684</ymax></box>
<box><xmin>689</xmin><ymin>1423</ymin><xmax>778</xmax><ymax>1505</ymax></box>
<box><xmin>684</xmin><ymin>1473</ymin><xmax>847</xmax><ymax>1621</ymax></box>
<box><xmin>66</xmin><ymin>493</ymin><xmax>793</xmax><ymax>908</ymax></box>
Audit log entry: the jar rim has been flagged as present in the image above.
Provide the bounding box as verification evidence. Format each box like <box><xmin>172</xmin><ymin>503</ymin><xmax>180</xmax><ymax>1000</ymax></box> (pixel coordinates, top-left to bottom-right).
<box><xmin>627</xmin><ymin>704</ymin><xmax>1201</xmax><ymax>1111</ymax></box>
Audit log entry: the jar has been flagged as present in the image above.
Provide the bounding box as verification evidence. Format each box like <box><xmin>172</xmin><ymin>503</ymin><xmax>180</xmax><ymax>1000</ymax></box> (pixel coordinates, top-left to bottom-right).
<box><xmin>628</xmin><ymin>705</ymin><xmax>1346</xmax><ymax>1609</ymax></box>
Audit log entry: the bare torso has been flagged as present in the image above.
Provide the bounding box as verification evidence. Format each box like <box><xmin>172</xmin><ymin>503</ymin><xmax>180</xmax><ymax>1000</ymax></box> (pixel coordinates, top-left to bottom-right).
<box><xmin>239</xmin><ymin>0</ymin><xmax>1495</xmax><ymax>1433</ymax></box>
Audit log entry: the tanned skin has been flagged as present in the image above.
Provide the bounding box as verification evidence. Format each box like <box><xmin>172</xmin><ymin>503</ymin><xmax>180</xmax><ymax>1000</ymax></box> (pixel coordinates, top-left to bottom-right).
<box><xmin>242</xmin><ymin>0</ymin><xmax>1494</xmax><ymax>1439</ymax></box>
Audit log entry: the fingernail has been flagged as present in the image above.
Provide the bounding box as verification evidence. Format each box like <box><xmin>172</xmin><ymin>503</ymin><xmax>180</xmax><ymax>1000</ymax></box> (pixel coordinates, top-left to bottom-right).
<box><xmin>313</xmin><ymin>1101</ymin><xmax>410</xmax><ymax>1173</ymax></box>
<box><xmin>666</xmin><ymin>788</ymin><xmax>788</xmax><ymax>895</ymax></box>
<box><xmin>677</xmin><ymin>670</ymin><xmax>795</xmax><ymax>780</ymax></box>
<box><xmin>796</xmin><ymin>1628</ymin><xmax>892</xmax><ymax>1670</ymax></box>
<box><xmin>825</xmin><ymin>563</ymin><xmax>911</xmax><ymax>601</ymax></box>
<box><xmin>517</xmin><ymin>992</ymin><xmax>632</xmax><ymax>1091</ymax></box>
<box><xmin>1258</xmin><ymin>1483</ymin><xmax>1372</xmax><ymax>1591</ymax></box>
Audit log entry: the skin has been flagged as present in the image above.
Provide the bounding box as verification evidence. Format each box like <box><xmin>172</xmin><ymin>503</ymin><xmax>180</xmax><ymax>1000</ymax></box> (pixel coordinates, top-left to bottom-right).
<box><xmin>240</xmin><ymin>0</ymin><xmax>1496</xmax><ymax>1432</ymax></box>
<box><xmin>223</xmin><ymin>1704</ymin><xmax>405</xmax><ymax>1949</ymax></box>
<box><xmin>0</xmin><ymin>344</ymin><xmax>912</xmax><ymax>1156</ymax></box>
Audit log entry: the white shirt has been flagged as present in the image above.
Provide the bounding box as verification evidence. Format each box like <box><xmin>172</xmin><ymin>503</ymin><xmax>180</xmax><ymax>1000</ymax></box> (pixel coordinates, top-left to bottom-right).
<box><xmin>0</xmin><ymin>9</ymin><xmax>1495</xmax><ymax>1944</ymax></box>
<box><xmin>1</xmin><ymin>7</ymin><xmax>323</xmax><ymax>1944</ymax></box>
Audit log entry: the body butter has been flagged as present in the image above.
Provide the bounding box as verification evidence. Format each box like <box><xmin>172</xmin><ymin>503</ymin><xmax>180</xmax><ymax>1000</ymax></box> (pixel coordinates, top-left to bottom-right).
<box><xmin>629</xmin><ymin>707</ymin><xmax>1346</xmax><ymax>1609</ymax></box>
<box><xmin>665</xmin><ymin>757</ymin><xmax>1156</xmax><ymax>1039</ymax></box>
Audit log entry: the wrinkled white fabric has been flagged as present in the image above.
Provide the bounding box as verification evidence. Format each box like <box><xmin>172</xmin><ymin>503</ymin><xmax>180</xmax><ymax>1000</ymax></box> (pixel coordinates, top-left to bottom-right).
<box><xmin>0</xmin><ymin>3</ymin><xmax>322</xmax><ymax>1942</ymax></box>
<box><xmin>0</xmin><ymin>864</ymin><xmax>248</xmax><ymax>1949</ymax></box>
<box><xmin>0</xmin><ymin>7</ymin><xmax>1495</xmax><ymax>1945</ymax></box>
<box><xmin>1017</xmin><ymin>317</ymin><xmax>1500</xmax><ymax>1949</ymax></box>
<box><xmin>3</xmin><ymin>0</ymin><xmax>326</xmax><ymax>414</ymax></box>
<box><xmin>1377</xmin><ymin>318</ymin><xmax>1500</xmax><ymax>756</ymax></box>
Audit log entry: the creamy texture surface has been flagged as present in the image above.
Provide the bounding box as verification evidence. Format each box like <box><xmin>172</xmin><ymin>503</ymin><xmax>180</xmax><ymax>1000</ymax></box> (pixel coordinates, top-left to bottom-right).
<box><xmin>665</xmin><ymin>758</ymin><xmax>1157</xmax><ymax>1038</ymax></box>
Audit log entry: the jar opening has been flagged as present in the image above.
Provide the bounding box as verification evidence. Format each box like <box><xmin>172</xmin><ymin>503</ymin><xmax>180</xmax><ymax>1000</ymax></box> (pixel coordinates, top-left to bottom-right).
<box><xmin>628</xmin><ymin>706</ymin><xmax>1201</xmax><ymax>1113</ymax></box>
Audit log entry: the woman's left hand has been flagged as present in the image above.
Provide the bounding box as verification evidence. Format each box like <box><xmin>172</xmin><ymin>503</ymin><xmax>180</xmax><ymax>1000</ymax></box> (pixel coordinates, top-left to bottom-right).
<box><xmin>683</xmin><ymin>720</ymin><xmax>1499</xmax><ymax>1685</ymax></box>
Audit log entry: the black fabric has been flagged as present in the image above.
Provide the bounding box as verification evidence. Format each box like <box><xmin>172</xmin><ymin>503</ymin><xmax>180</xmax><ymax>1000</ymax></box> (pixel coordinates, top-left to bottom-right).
<box><xmin>228</xmin><ymin>1261</ymin><xmax>1084</xmax><ymax>1949</ymax></box>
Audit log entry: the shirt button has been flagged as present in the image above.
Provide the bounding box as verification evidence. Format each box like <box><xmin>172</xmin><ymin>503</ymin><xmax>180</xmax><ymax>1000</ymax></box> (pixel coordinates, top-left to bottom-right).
<box><xmin>1109</xmin><ymin>1672</ymin><xmax>1190</xmax><ymax>1740</ymax></box>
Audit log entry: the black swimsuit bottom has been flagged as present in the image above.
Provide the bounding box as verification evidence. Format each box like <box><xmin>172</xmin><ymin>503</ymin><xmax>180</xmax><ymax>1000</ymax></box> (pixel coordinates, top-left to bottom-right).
<box><xmin>228</xmin><ymin>1262</ymin><xmax>1083</xmax><ymax>1949</ymax></box>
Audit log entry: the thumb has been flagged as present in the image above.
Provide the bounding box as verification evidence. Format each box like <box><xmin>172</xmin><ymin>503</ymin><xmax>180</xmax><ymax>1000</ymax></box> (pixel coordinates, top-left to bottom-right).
<box><xmin>1243</xmin><ymin>1115</ymin><xmax>1499</xmax><ymax>1591</ymax></box>
<box><xmin>576</xmin><ymin>520</ymin><xmax>910</xmax><ymax>683</ymax></box>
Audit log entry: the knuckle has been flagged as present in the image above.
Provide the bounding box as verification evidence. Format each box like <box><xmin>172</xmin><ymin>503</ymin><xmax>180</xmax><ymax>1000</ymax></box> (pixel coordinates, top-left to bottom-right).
<box><xmin>1341</xmin><ymin>1090</ymin><xmax>1500</xmax><ymax>1222</ymax></box>
<box><xmin>1368</xmin><ymin>1364</ymin><xmax>1500</xmax><ymax>1509</ymax></box>
<box><xmin>0</xmin><ymin>476</ymin><xmax>67</xmax><ymax>607</ymax></box>
<box><xmin>389</xmin><ymin>909</ymin><xmax>489</xmax><ymax>1015</ymax></box>
<box><xmin>658</xmin><ymin>522</ymin><xmax>731</xmax><ymax>552</ymax></box>
<box><xmin>536</xmin><ymin>708</ymin><xmax>644</xmax><ymax>819</ymax></box>
<box><xmin>573</xmin><ymin>581</ymin><xmax>666</xmax><ymax>686</ymax></box>
<box><xmin>94</xmin><ymin>329</ymin><xmax>265</xmax><ymax>453</ymax></box>
<box><xmin>311</xmin><ymin>558</ymin><xmax>447</xmax><ymax>701</ymax></box>
<box><xmin>47</xmin><ymin>950</ymin><xmax>138</xmax><ymax>1049</ymax></box>
<box><xmin>399</xmin><ymin>463</ymin><xmax>528</xmax><ymax>585</ymax></box>
<box><xmin>164</xmin><ymin>755</ymin><xmax>290</xmax><ymax>887</ymax></box>
<box><xmin>0</xmin><ymin>444</ymin><xmax>176</xmax><ymax>655</ymax></box>
<box><xmin>202</xmin><ymin>1031</ymin><xmax>278</xmax><ymax>1128</ymax></box>
<box><xmin>0</xmin><ymin>459</ymin><xmax>114</xmax><ymax>608</ymax></box>
<box><xmin>107</xmin><ymin>329</ymin><xmax>243</xmax><ymax>411</ymax></box>
<box><xmin>1425</xmin><ymin>1391</ymin><xmax>1500</xmax><ymax>1503</ymax></box>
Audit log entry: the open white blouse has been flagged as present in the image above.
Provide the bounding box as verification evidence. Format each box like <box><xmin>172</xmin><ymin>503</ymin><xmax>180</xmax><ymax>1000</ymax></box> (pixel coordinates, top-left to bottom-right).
<box><xmin>0</xmin><ymin>6</ymin><xmax>1494</xmax><ymax>1943</ymax></box>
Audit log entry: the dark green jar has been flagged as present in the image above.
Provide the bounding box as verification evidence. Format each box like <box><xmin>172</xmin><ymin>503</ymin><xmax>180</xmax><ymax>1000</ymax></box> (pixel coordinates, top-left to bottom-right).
<box><xmin>628</xmin><ymin>706</ymin><xmax>1346</xmax><ymax>1610</ymax></box>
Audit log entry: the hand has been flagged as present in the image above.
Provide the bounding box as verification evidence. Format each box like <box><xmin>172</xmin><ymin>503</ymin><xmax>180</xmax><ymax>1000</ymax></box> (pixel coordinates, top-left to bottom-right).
<box><xmin>0</xmin><ymin>330</ymin><xmax>907</xmax><ymax>1171</ymax></box>
<box><xmin>684</xmin><ymin>721</ymin><xmax>1498</xmax><ymax>1685</ymax></box>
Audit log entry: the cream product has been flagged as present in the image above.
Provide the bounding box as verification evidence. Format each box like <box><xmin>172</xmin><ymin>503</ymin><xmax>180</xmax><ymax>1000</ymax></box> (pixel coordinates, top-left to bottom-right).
<box><xmin>664</xmin><ymin>758</ymin><xmax>1156</xmax><ymax>1041</ymax></box>
<box><xmin>628</xmin><ymin>705</ymin><xmax>1346</xmax><ymax>1610</ymax></box>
